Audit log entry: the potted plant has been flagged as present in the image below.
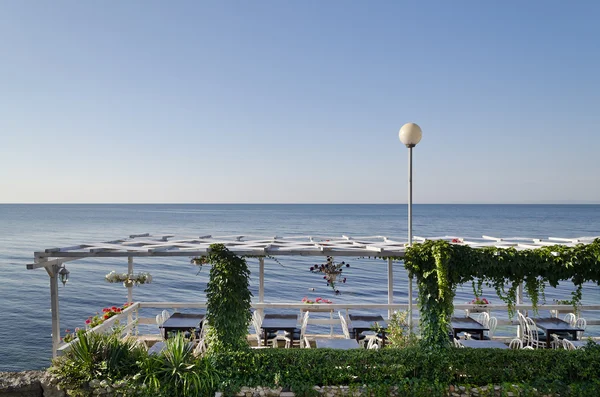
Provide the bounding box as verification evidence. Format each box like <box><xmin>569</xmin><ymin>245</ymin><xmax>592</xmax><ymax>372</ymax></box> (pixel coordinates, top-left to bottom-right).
<box><xmin>309</xmin><ymin>256</ymin><xmax>349</xmax><ymax>294</ymax></box>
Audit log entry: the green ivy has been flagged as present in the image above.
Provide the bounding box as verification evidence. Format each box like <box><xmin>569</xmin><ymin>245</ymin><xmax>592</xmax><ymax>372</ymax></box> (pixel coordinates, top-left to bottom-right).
<box><xmin>403</xmin><ymin>239</ymin><xmax>600</xmax><ymax>348</ymax></box>
<box><xmin>203</xmin><ymin>243</ymin><xmax>253</xmax><ymax>353</ymax></box>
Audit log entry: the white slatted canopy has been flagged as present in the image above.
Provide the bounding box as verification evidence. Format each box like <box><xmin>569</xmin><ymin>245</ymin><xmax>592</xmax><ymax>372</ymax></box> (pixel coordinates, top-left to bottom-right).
<box><xmin>27</xmin><ymin>233</ymin><xmax>600</xmax><ymax>269</ymax></box>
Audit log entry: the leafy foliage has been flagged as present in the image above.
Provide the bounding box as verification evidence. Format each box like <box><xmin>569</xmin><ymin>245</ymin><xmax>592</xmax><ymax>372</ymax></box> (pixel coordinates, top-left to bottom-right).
<box><xmin>203</xmin><ymin>243</ymin><xmax>253</xmax><ymax>353</ymax></box>
<box><xmin>49</xmin><ymin>329</ymin><xmax>146</xmax><ymax>396</ymax></box>
<box><xmin>212</xmin><ymin>344</ymin><xmax>600</xmax><ymax>396</ymax></box>
<box><xmin>136</xmin><ymin>334</ymin><xmax>220</xmax><ymax>396</ymax></box>
<box><xmin>403</xmin><ymin>239</ymin><xmax>600</xmax><ymax>348</ymax></box>
<box><xmin>386</xmin><ymin>310</ymin><xmax>418</xmax><ymax>348</ymax></box>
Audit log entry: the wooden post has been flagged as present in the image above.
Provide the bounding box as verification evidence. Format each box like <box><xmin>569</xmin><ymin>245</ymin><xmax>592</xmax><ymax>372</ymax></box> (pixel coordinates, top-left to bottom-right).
<box><xmin>47</xmin><ymin>265</ymin><xmax>61</xmax><ymax>358</ymax></box>
<box><xmin>387</xmin><ymin>258</ymin><xmax>393</xmax><ymax>319</ymax></box>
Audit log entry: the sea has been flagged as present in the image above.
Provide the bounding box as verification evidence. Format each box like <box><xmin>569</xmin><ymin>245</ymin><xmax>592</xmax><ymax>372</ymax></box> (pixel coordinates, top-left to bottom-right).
<box><xmin>1</xmin><ymin>204</ymin><xmax>599</xmax><ymax>371</ymax></box>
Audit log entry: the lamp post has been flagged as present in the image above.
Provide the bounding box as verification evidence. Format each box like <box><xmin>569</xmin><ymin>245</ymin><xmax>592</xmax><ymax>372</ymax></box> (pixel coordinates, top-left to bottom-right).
<box><xmin>399</xmin><ymin>122</ymin><xmax>422</xmax><ymax>332</ymax></box>
<box><xmin>398</xmin><ymin>122</ymin><xmax>422</xmax><ymax>246</ymax></box>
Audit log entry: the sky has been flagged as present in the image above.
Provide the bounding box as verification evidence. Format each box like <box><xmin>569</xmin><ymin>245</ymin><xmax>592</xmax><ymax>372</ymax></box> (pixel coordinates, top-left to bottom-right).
<box><xmin>0</xmin><ymin>1</ymin><xmax>599</xmax><ymax>204</ymax></box>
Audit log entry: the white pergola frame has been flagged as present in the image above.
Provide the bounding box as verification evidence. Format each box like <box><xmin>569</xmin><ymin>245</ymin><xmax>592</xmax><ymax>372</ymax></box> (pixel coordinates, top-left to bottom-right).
<box><xmin>27</xmin><ymin>233</ymin><xmax>599</xmax><ymax>356</ymax></box>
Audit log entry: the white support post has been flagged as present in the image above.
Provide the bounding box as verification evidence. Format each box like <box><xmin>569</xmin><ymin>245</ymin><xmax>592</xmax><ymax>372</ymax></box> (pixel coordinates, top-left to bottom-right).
<box><xmin>127</xmin><ymin>256</ymin><xmax>134</xmax><ymax>335</ymax></box>
<box><xmin>387</xmin><ymin>258</ymin><xmax>393</xmax><ymax>319</ymax></box>
<box><xmin>47</xmin><ymin>265</ymin><xmax>61</xmax><ymax>358</ymax></box>
<box><xmin>408</xmin><ymin>274</ymin><xmax>413</xmax><ymax>332</ymax></box>
<box><xmin>517</xmin><ymin>282</ymin><xmax>524</xmax><ymax>338</ymax></box>
<box><xmin>258</xmin><ymin>257</ymin><xmax>265</xmax><ymax>318</ymax></box>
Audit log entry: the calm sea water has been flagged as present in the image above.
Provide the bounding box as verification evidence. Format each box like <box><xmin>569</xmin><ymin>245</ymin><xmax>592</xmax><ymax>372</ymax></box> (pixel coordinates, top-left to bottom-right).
<box><xmin>1</xmin><ymin>204</ymin><xmax>599</xmax><ymax>371</ymax></box>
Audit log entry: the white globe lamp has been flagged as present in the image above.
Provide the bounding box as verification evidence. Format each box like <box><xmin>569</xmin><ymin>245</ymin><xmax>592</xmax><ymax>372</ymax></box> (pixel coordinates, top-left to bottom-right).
<box><xmin>399</xmin><ymin>122</ymin><xmax>422</xmax><ymax>148</ymax></box>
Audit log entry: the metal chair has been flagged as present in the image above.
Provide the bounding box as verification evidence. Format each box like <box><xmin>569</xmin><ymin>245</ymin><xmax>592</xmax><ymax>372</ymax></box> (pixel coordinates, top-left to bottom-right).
<box><xmin>509</xmin><ymin>338</ymin><xmax>523</xmax><ymax>349</ymax></box>
<box><xmin>285</xmin><ymin>311</ymin><xmax>309</xmax><ymax>348</ymax></box>
<box><xmin>563</xmin><ymin>313</ymin><xmax>577</xmax><ymax>326</ymax></box>
<box><xmin>576</xmin><ymin>318</ymin><xmax>587</xmax><ymax>339</ymax></box>
<box><xmin>563</xmin><ymin>339</ymin><xmax>576</xmax><ymax>350</ymax></box>
<box><xmin>525</xmin><ymin>317</ymin><xmax>547</xmax><ymax>349</ymax></box>
<box><xmin>338</xmin><ymin>312</ymin><xmax>351</xmax><ymax>339</ymax></box>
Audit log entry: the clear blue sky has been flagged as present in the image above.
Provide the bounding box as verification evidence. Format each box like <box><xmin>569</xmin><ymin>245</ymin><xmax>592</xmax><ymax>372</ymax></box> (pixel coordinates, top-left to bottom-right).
<box><xmin>1</xmin><ymin>1</ymin><xmax>598</xmax><ymax>203</ymax></box>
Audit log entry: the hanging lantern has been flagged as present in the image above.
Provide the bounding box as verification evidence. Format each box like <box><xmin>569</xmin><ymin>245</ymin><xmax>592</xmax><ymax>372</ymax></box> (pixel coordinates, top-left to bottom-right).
<box><xmin>58</xmin><ymin>265</ymin><xmax>70</xmax><ymax>286</ymax></box>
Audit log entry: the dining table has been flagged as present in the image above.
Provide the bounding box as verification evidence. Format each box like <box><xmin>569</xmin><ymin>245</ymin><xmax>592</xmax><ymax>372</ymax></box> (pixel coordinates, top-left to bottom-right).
<box><xmin>261</xmin><ymin>314</ymin><xmax>299</xmax><ymax>347</ymax></box>
<box><xmin>162</xmin><ymin>313</ymin><xmax>205</xmax><ymax>339</ymax></box>
<box><xmin>348</xmin><ymin>314</ymin><xmax>388</xmax><ymax>347</ymax></box>
<box><xmin>534</xmin><ymin>317</ymin><xmax>584</xmax><ymax>348</ymax></box>
<box><xmin>450</xmin><ymin>317</ymin><xmax>488</xmax><ymax>340</ymax></box>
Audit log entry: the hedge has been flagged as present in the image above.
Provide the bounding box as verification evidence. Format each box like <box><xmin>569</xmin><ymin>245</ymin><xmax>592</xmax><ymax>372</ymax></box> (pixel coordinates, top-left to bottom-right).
<box><xmin>211</xmin><ymin>343</ymin><xmax>600</xmax><ymax>396</ymax></box>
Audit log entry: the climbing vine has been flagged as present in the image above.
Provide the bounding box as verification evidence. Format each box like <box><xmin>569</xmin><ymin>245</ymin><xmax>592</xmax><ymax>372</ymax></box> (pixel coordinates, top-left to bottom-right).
<box><xmin>403</xmin><ymin>239</ymin><xmax>600</xmax><ymax>348</ymax></box>
<box><xmin>199</xmin><ymin>244</ymin><xmax>253</xmax><ymax>353</ymax></box>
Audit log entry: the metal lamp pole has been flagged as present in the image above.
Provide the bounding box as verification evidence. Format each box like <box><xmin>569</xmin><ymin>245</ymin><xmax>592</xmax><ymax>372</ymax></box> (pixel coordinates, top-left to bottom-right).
<box><xmin>399</xmin><ymin>122</ymin><xmax>422</xmax><ymax>332</ymax></box>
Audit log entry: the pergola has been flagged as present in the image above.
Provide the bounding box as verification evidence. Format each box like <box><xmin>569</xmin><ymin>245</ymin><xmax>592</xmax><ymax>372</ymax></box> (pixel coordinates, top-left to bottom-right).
<box><xmin>27</xmin><ymin>233</ymin><xmax>599</xmax><ymax>356</ymax></box>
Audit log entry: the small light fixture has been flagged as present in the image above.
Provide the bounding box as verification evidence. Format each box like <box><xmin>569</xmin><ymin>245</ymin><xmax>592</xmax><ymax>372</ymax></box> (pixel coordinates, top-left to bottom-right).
<box><xmin>58</xmin><ymin>265</ymin><xmax>70</xmax><ymax>286</ymax></box>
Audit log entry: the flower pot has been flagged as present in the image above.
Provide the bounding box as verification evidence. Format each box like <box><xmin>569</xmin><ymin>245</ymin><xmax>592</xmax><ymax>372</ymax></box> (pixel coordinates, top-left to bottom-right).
<box><xmin>325</xmin><ymin>271</ymin><xmax>342</xmax><ymax>283</ymax></box>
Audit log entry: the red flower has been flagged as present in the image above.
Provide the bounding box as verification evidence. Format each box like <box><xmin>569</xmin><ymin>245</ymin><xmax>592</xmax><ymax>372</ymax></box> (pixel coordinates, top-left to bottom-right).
<box><xmin>85</xmin><ymin>319</ymin><xmax>91</xmax><ymax>324</ymax></box>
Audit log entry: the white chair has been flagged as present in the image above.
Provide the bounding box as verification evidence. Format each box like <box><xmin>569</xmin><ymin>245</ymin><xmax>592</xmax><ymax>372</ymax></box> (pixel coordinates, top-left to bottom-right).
<box><xmin>526</xmin><ymin>318</ymin><xmax>547</xmax><ymax>349</ymax></box>
<box><xmin>550</xmin><ymin>334</ymin><xmax>561</xmax><ymax>349</ymax></box>
<box><xmin>563</xmin><ymin>313</ymin><xmax>577</xmax><ymax>326</ymax></box>
<box><xmin>475</xmin><ymin>312</ymin><xmax>490</xmax><ymax>328</ymax></box>
<box><xmin>523</xmin><ymin>346</ymin><xmax>534</xmax><ymax>350</ymax></box>
<box><xmin>304</xmin><ymin>337</ymin><xmax>311</xmax><ymax>348</ymax></box>
<box><xmin>517</xmin><ymin>312</ymin><xmax>529</xmax><ymax>345</ymax></box>
<box><xmin>338</xmin><ymin>312</ymin><xmax>351</xmax><ymax>339</ymax></box>
<box><xmin>285</xmin><ymin>311</ymin><xmax>309</xmax><ymax>348</ymax></box>
<box><xmin>563</xmin><ymin>339</ymin><xmax>576</xmax><ymax>350</ymax></box>
<box><xmin>576</xmin><ymin>318</ymin><xmax>587</xmax><ymax>339</ymax></box>
<box><xmin>367</xmin><ymin>337</ymin><xmax>379</xmax><ymax>349</ymax></box>
<box><xmin>193</xmin><ymin>321</ymin><xmax>210</xmax><ymax>356</ymax></box>
<box><xmin>453</xmin><ymin>338</ymin><xmax>464</xmax><ymax>348</ymax></box>
<box><xmin>161</xmin><ymin>310</ymin><xmax>170</xmax><ymax>323</ymax></box>
<box><xmin>509</xmin><ymin>338</ymin><xmax>522</xmax><ymax>349</ymax></box>
<box><xmin>487</xmin><ymin>317</ymin><xmax>498</xmax><ymax>339</ymax></box>
<box><xmin>252</xmin><ymin>312</ymin><xmax>278</xmax><ymax>348</ymax></box>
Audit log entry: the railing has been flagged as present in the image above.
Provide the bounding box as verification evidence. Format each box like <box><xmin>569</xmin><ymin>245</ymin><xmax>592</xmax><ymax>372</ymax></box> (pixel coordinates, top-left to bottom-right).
<box><xmin>57</xmin><ymin>302</ymin><xmax>140</xmax><ymax>355</ymax></box>
<box><xmin>56</xmin><ymin>301</ymin><xmax>600</xmax><ymax>355</ymax></box>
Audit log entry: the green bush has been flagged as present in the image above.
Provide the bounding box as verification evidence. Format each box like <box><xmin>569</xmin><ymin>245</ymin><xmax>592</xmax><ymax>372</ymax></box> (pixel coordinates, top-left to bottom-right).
<box><xmin>50</xmin><ymin>332</ymin><xmax>220</xmax><ymax>397</ymax></box>
<box><xmin>211</xmin><ymin>344</ymin><xmax>600</xmax><ymax>396</ymax></box>
<box><xmin>136</xmin><ymin>334</ymin><xmax>221</xmax><ymax>396</ymax></box>
<box><xmin>49</xmin><ymin>329</ymin><xmax>146</xmax><ymax>396</ymax></box>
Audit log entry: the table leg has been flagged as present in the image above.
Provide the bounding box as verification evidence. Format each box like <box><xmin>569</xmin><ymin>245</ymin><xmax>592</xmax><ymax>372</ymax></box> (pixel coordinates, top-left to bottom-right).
<box><xmin>572</xmin><ymin>331</ymin><xmax>578</xmax><ymax>341</ymax></box>
<box><xmin>546</xmin><ymin>333</ymin><xmax>551</xmax><ymax>348</ymax></box>
<box><xmin>263</xmin><ymin>328</ymin><xmax>267</xmax><ymax>347</ymax></box>
<box><xmin>381</xmin><ymin>331</ymin><xmax>386</xmax><ymax>347</ymax></box>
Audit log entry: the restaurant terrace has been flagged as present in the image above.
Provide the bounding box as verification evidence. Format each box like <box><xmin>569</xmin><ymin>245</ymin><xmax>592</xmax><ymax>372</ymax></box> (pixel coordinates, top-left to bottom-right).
<box><xmin>27</xmin><ymin>233</ymin><xmax>600</xmax><ymax>356</ymax></box>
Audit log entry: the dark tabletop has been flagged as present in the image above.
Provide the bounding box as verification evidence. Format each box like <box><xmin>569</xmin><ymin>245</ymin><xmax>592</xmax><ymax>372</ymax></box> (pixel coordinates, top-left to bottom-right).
<box><xmin>162</xmin><ymin>313</ymin><xmax>205</xmax><ymax>329</ymax></box>
<box><xmin>349</xmin><ymin>315</ymin><xmax>387</xmax><ymax>330</ymax></box>
<box><xmin>451</xmin><ymin>317</ymin><xmax>488</xmax><ymax>332</ymax></box>
<box><xmin>315</xmin><ymin>338</ymin><xmax>360</xmax><ymax>349</ymax></box>
<box><xmin>261</xmin><ymin>317</ymin><xmax>299</xmax><ymax>330</ymax></box>
<box><xmin>534</xmin><ymin>318</ymin><xmax>584</xmax><ymax>333</ymax></box>
<box><xmin>460</xmin><ymin>340</ymin><xmax>509</xmax><ymax>349</ymax></box>
<box><xmin>264</xmin><ymin>313</ymin><xmax>298</xmax><ymax>320</ymax></box>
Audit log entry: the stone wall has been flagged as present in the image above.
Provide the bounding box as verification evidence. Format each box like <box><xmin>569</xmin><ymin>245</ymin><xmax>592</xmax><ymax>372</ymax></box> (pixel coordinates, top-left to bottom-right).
<box><xmin>215</xmin><ymin>385</ymin><xmax>543</xmax><ymax>397</ymax></box>
<box><xmin>0</xmin><ymin>372</ymin><xmax>65</xmax><ymax>397</ymax></box>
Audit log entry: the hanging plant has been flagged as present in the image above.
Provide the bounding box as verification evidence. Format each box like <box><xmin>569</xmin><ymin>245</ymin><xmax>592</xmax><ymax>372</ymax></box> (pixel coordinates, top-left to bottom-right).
<box><xmin>309</xmin><ymin>256</ymin><xmax>349</xmax><ymax>294</ymax></box>
<box><xmin>105</xmin><ymin>271</ymin><xmax>152</xmax><ymax>288</ymax></box>
<box><xmin>404</xmin><ymin>238</ymin><xmax>600</xmax><ymax>349</ymax></box>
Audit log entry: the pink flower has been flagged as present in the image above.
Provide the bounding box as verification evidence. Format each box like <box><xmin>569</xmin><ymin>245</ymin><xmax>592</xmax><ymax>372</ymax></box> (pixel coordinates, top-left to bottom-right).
<box><xmin>85</xmin><ymin>319</ymin><xmax>91</xmax><ymax>324</ymax></box>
